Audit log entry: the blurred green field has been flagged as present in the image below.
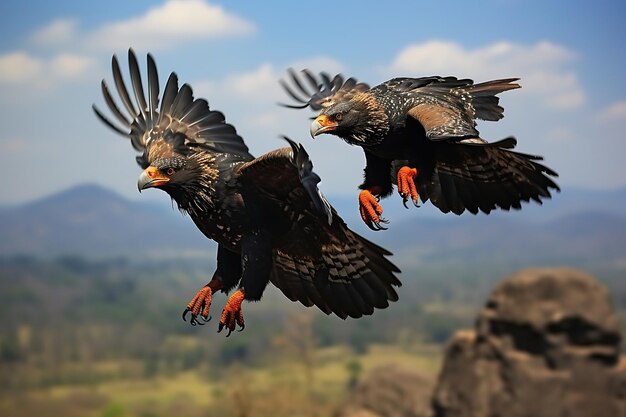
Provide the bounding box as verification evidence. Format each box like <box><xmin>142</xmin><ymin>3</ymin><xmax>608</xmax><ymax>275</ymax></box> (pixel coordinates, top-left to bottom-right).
<box><xmin>1</xmin><ymin>256</ymin><xmax>623</xmax><ymax>417</ymax></box>
<box><xmin>0</xmin><ymin>257</ymin><xmax>449</xmax><ymax>417</ymax></box>
<box><xmin>0</xmin><ymin>340</ymin><xmax>441</xmax><ymax>417</ymax></box>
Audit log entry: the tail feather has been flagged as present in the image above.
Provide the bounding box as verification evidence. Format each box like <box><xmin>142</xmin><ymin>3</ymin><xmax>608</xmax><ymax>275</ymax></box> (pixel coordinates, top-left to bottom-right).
<box><xmin>468</xmin><ymin>78</ymin><xmax>520</xmax><ymax>121</ymax></box>
<box><xmin>271</xmin><ymin>230</ymin><xmax>401</xmax><ymax>319</ymax></box>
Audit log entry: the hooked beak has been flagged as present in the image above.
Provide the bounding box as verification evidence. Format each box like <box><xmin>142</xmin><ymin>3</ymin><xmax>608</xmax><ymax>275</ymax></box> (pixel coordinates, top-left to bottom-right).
<box><xmin>137</xmin><ymin>166</ymin><xmax>170</xmax><ymax>192</ymax></box>
<box><xmin>310</xmin><ymin>115</ymin><xmax>338</xmax><ymax>138</ymax></box>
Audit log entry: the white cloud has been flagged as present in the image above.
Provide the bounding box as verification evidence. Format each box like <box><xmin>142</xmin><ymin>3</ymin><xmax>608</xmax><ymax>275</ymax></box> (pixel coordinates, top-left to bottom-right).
<box><xmin>387</xmin><ymin>40</ymin><xmax>584</xmax><ymax>110</ymax></box>
<box><xmin>227</xmin><ymin>63</ymin><xmax>277</xmax><ymax>99</ymax></box>
<box><xmin>191</xmin><ymin>66</ymin><xmax>285</xmax><ymax>131</ymax></box>
<box><xmin>85</xmin><ymin>0</ymin><xmax>255</xmax><ymax>50</ymax></box>
<box><xmin>30</xmin><ymin>19</ymin><xmax>78</xmax><ymax>47</ymax></box>
<box><xmin>50</xmin><ymin>53</ymin><xmax>95</xmax><ymax>78</ymax></box>
<box><xmin>597</xmin><ymin>100</ymin><xmax>626</xmax><ymax>123</ymax></box>
<box><xmin>195</xmin><ymin>56</ymin><xmax>343</xmax><ymax>102</ymax></box>
<box><xmin>0</xmin><ymin>50</ymin><xmax>94</xmax><ymax>87</ymax></box>
<box><xmin>0</xmin><ymin>1</ymin><xmax>250</xmax><ymax>92</ymax></box>
<box><xmin>0</xmin><ymin>52</ymin><xmax>44</xmax><ymax>83</ymax></box>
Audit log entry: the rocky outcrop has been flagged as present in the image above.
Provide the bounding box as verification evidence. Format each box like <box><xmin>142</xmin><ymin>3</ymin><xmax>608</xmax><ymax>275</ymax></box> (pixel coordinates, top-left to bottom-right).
<box><xmin>339</xmin><ymin>365</ymin><xmax>434</xmax><ymax>417</ymax></box>
<box><xmin>432</xmin><ymin>267</ymin><xmax>626</xmax><ymax>417</ymax></box>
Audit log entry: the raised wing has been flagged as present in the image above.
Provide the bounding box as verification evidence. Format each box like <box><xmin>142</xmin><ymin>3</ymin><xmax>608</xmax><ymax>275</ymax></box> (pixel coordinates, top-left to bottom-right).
<box><xmin>236</xmin><ymin>138</ymin><xmax>332</xmax><ymax>225</ymax></box>
<box><xmin>380</xmin><ymin>76</ymin><xmax>520</xmax><ymax>141</ymax></box>
<box><xmin>279</xmin><ymin>68</ymin><xmax>370</xmax><ymax>111</ymax></box>
<box><xmin>236</xmin><ymin>138</ymin><xmax>401</xmax><ymax>319</ymax></box>
<box><xmin>93</xmin><ymin>49</ymin><xmax>252</xmax><ymax>168</ymax></box>
<box><xmin>401</xmin><ymin>137</ymin><xmax>560</xmax><ymax>215</ymax></box>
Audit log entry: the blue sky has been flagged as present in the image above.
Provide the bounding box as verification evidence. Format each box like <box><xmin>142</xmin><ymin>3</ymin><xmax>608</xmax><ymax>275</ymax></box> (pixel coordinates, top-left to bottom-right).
<box><xmin>1</xmin><ymin>0</ymin><xmax>625</xmax><ymax>205</ymax></box>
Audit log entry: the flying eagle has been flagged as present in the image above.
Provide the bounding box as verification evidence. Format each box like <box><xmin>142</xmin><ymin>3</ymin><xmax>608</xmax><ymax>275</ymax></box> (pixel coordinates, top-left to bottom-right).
<box><xmin>280</xmin><ymin>70</ymin><xmax>560</xmax><ymax>230</ymax></box>
<box><xmin>93</xmin><ymin>50</ymin><xmax>401</xmax><ymax>335</ymax></box>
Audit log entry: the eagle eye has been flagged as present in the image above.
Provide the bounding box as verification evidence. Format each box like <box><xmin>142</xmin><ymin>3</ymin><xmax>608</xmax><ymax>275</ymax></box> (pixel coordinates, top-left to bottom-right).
<box><xmin>334</xmin><ymin>112</ymin><xmax>344</xmax><ymax>122</ymax></box>
<box><xmin>166</xmin><ymin>167</ymin><xmax>175</xmax><ymax>176</ymax></box>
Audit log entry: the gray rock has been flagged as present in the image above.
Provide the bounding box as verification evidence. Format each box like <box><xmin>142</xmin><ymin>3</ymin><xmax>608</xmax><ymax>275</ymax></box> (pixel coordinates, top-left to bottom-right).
<box><xmin>339</xmin><ymin>365</ymin><xmax>434</xmax><ymax>417</ymax></box>
<box><xmin>432</xmin><ymin>267</ymin><xmax>626</xmax><ymax>417</ymax></box>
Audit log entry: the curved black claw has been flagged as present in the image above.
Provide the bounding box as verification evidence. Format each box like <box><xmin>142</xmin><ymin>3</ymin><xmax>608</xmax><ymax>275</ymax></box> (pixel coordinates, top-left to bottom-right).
<box><xmin>182</xmin><ymin>308</ymin><xmax>191</xmax><ymax>322</ymax></box>
<box><xmin>183</xmin><ymin>309</ymin><xmax>207</xmax><ymax>326</ymax></box>
<box><xmin>201</xmin><ymin>315</ymin><xmax>212</xmax><ymax>322</ymax></box>
<box><xmin>366</xmin><ymin>220</ymin><xmax>388</xmax><ymax>231</ymax></box>
<box><xmin>217</xmin><ymin>311</ymin><xmax>245</xmax><ymax>336</ymax></box>
<box><xmin>378</xmin><ymin>216</ymin><xmax>389</xmax><ymax>224</ymax></box>
<box><xmin>218</xmin><ymin>323</ymin><xmax>234</xmax><ymax>336</ymax></box>
<box><xmin>402</xmin><ymin>195</ymin><xmax>420</xmax><ymax>209</ymax></box>
<box><xmin>226</xmin><ymin>322</ymin><xmax>245</xmax><ymax>337</ymax></box>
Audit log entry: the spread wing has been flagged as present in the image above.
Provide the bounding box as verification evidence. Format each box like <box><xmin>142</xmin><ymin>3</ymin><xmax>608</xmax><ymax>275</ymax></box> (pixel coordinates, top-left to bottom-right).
<box><xmin>279</xmin><ymin>68</ymin><xmax>370</xmax><ymax>111</ymax></box>
<box><xmin>380</xmin><ymin>76</ymin><xmax>520</xmax><ymax>141</ymax></box>
<box><xmin>237</xmin><ymin>139</ymin><xmax>401</xmax><ymax>319</ymax></box>
<box><xmin>401</xmin><ymin>137</ymin><xmax>560</xmax><ymax>215</ymax></box>
<box><xmin>93</xmin><ymin>49</ymin><xmax>252</xmax><ymax>168</ymax></box>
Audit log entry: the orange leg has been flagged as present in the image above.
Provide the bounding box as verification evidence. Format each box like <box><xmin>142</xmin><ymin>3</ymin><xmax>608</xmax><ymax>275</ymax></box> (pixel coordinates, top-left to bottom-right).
<box><xmin>358</xmin><ymin>187</ymin><xmax>388</xmax><ymax>231</ymax></box>
<box><xmin>183</xmin><ymin>278</ymin><xmax>222</xmax><ymax>326</ymax></box>
<box><xmin>397</xmin><ymin>166</ymin><xmax>420</xmax><ymax>208</ymax></box>
<box><xmin>218</xmin><ymin>289</ymin><xmax>245</xmax><ymax>336</ymax></box>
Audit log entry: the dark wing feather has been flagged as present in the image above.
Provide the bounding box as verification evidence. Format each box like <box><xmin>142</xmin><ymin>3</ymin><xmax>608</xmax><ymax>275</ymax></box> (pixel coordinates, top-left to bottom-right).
<box><xmin>93</xmin><ymin>48</ymin><xmax>253</xmax><ymax>166</ymax></box>
<box><xmin>128</xmin><ymin>50</ymin><xmax>149</xmax><ymax>127</ymax></box>
<box><xmin>146</xmin><ymin>53</ymin><xmax>159</xmax><ymax>125</ymax></box>
<box><xmin>111</xmin><ymin>55</ymin><xmax>139</xmax><ymax>126</ymax></box>
<box><xmin>407</xmin><ymin>137</ymin><xmax>560</xmax><ymax>215</ymax></box>
<box><xmin>160</xmin><ymin>72</ymin><xmax>178</xmax><ymax>116</ymax></box>
<box><xmin>236</xmin><ymin>141</ymin><xmax>401</xmax><ymax>319</ymax></box>
<box><xmin>279</xmin><ymin>69</ymin><xmax>370</xmax><ymax>111</ymax></box>
<box><xmin>100</xmin><ymin>80</ymin><xmax>131</xmax><ymax>129</ymax></box>
<box><xmin>383</xmin><ymin>76</ymin><xmax>520</xmax><ymax>141</ymax></box>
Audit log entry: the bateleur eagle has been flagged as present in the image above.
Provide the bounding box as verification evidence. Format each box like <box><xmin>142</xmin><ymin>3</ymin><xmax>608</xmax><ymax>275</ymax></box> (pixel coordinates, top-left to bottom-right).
<box><xmin>93</xmin><ymin>50</ymin><xmax>401</xmax><ymax>335</ymax></box>
<box><xmin>280</xmin><ymin>70</ymin><xmax>560</xmax><ymax>230</ymax></box>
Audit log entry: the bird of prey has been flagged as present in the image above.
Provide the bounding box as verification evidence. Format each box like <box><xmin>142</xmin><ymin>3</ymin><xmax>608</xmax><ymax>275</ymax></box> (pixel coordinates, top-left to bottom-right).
<box><xmin>93</xmin><ymin>50</ymin><xmax>401</xmax><ymax>335</ymax></box>
<box><xmin>280</xmin><ymin>70</ymin><xmax>560</xmax><ymax>230</ymax></box>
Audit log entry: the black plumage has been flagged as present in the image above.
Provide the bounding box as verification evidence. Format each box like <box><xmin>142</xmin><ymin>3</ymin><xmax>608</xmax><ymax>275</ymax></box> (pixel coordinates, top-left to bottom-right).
<box><xmin>93</xmin><ymin>50</ymin><xmax>401</xmax><ymax>335</ymax></box>
<box><xmin>280</xmin><ymin>70</ymin><xmax>560</xmax><ymax>230</ymax></box>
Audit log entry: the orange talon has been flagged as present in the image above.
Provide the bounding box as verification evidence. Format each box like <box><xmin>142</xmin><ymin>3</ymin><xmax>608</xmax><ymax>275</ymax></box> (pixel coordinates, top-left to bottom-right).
<box><xmin>358</xmin><ymin>189</ymin><xmax>388</xmax><ymax>231</ymax></box>
<box><xmin>201</xmin><ymin>289</ymin><xmax>213</xmax><ymax>319</ymax></box>
<box><xmin>397</xmin><ymin>166</ymin><xmax>419</xmax><ymax>208</ymax></box>
<box><xmin>183</xmin><ymin>279</ymin><xmax>222</xmax><ymax>326</ymax></box>
<box><xmin>219</xmin><ymin>289</ymin><xmax>245</xmax><ymax>336</ymax></box>
<box><xmin>184</xmin><ymin>286</ymin><xmax>213</xmax><ymax>325</ymax></box>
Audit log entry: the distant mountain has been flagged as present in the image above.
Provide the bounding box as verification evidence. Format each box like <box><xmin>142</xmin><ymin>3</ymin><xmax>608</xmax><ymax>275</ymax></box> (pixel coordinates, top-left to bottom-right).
<box><xmin>373</xmin><ymin>210</ymin><xmax>626</xmax><ymax>269</ymax></box>
<box><xmin>0</xmin><ymin>184</ymin><xmax>211</xmax><ymax>258</ymax></box>
<box><xmin>0</xmin><ymin>184</ymin><xmax>624</xmax><ymax>267</ymax></box>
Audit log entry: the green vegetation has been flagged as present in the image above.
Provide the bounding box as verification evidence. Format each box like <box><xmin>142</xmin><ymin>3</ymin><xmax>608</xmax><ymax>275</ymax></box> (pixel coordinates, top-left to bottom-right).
<box><xmin>0</xmin><ymin>256</ymin><xmax>624</xmax><ymax>416</ymax></box>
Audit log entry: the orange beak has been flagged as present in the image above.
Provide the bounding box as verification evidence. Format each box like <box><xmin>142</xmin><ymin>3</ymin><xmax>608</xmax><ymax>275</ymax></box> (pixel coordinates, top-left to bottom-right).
<box><xmin>137</xmin><ymin>166</ymin><xmax>170</xmax><ymax>192</ymax></box>
<box><xmin>310</xmin><ymin>114</ymin><xmax>338</xmax><ymax>138</ymax></box>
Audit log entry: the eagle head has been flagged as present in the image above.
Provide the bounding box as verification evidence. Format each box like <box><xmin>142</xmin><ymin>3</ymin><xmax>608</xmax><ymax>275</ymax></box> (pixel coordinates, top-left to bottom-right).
<box><xmin>309</xmin><ymin>93</ymin><xmax>389</xmax><ymax>146</ymax></box>
<box><xmin>137</xmin><ymin>132</ymin><xmax>218</xmax><ymax>215</ymax></box>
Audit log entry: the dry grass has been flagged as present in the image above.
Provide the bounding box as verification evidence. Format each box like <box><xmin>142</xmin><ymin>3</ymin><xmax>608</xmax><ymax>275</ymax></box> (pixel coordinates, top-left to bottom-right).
<box><xmin>1</xmin><ymin>342</ymin><xmax>441</xmax><ymax>417</ymax></box>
